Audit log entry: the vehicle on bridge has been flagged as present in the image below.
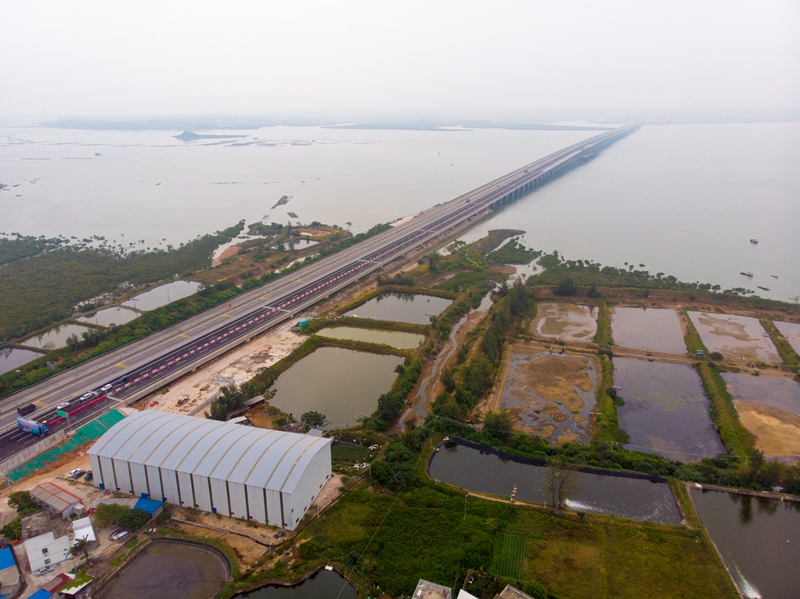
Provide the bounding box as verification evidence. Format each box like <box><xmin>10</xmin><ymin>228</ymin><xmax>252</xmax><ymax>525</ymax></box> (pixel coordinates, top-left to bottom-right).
<box><xmin>17</xmin><ymin>417</ymin><xmax>49</xmax><ymax>437</ymax></box>
<box><xmin>16</xmin><ymin>404</ymin><xmax>37</xmax><ymax>417</ymax></box>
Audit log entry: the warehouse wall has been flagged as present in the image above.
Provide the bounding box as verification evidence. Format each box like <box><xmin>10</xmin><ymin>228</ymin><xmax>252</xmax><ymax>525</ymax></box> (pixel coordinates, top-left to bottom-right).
<box><xmin>284</xmin><ymin>444</ymin><xmax>332</xmax><ymax>530</ymax></box>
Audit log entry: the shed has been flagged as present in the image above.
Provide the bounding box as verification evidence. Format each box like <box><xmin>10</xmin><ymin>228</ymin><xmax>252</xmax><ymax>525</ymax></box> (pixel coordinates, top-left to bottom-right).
<box><xmin>0</xmin><ymin>546</ymin><xmax>19</xmax><ymax>593</ymax></box>
<box><xmin>30</xmin><ymin>482</ymin><xmax>83</xmax><ymax>519</ymax></box>
<box><xmin>28</xmin><ymin>591</ymin><xmax>52</xmax><ymax>599</ymax></box>
<box><xmin>70</xmin><ymin>517</ymin><xmax>96</xmax><ymax>546</ymax></box>
<box><xmin>88</xmin><ymin>410</ymin><xmax>332</xmax><ymax>530</ymax></box>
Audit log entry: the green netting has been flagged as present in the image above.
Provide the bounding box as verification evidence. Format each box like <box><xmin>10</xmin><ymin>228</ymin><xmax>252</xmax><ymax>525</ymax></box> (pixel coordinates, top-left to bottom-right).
<box><xmin>7</xmin><ymin>409</ymin><xmax>126</xmax><ymax>482</ymax></box>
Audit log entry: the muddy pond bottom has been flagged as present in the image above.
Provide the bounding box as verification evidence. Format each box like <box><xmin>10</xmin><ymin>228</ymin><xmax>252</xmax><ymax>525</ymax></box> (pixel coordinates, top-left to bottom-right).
<box><xmin>429</xmin><ymin>441</ymin><xmax>682</xmax><ymax>524</ymax></box>
<box><xmin>689</xmin><ymin>312</ymin><xmax>780</xmax><ymax>363</ymax></box>
<box><xmin>615</xmin><ymin>358</ymin><xmax>725</xmax><ymax>462</ymax></box>
<box><xmin>691</xmin><ymin>488</ymin><xmax>800</xmax><ymax>599</ymax></box>
<box><xmin>500</xmin><ymin>348</ymin><xmax>597</xmax><ymax>443</ymax></box>
<box><xmin>95</xmin><ymin>539</ymin><xmax>230</xmax><ymax>599</ymax></box>
<box><xmin>240</xmin><ymin>568</ymin><xmax>357</xmax><ymax>599</ymax></box>
<box><xmin>317</xmin><ymin>327</ymin><xmax>424</xmax><ymax>349</ymax></box>
<box><xmin>271</xmin><ymin>347</ymin><xmax>402</xmax><ymax>428</ymax></box>
<box><xmin>610</xmin><ymin>307</ymin><xmax>686</xmax><ymax>354</ymax></box>
<box><xmin>345</xmin><ymin>292</ymin><xmax>452</xmax><ymax>325</ymax></box>
<box><xmin>531</xmin><ymin>303</ymin><xmax>597</xmax><ymax>341</ymax></box>
<box><xmin>722</xmin><ymin>373</ymin><xmax>800</xmax><ymax>462</ymax></box>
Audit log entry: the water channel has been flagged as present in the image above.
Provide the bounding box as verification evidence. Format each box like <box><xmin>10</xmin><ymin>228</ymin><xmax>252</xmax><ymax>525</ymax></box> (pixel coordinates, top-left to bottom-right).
<box><xmin>317</xmin><ymin>327</ymin><xmax>424</xmax><ymax>349</ymax></box>
<box><xmin>428</xmin><ymin>441</ymin><xmax>682</xmax><ymax>524</ymax></box>
<box><xmin>95</xmin><ymin>539</ymin><xmax>230</xmax><ymax>599</ymax></box>
<box><xmin>345</xmin><ymin>293</ymin><xmax>452</xmax><ymax>325</ymax></box>
<box><xmin>270</xmin><ymin>347</ymin><xmax>402</xmax><ymax>428</ymax></box>
<box><xmin>691</xmin><ymin>488</ymin><xmax>800</xmax><ymax>599</ymax></box>
<box><xmin>122</xmin><ymin>280</ymin><xmax>203</xmax><ymax>311</ymax></box>
<box><xmin>238</xmin><ymin>568</ymin><xmax>357</xmax><ymax>599</ymax></box>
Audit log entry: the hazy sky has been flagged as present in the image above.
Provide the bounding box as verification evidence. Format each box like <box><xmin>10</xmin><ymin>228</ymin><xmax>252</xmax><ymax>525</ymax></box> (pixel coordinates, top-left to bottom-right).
<box><xmin>2</xmin><ymin>0</ymin><xmax>798</xmax><ymax>122</ymax></box>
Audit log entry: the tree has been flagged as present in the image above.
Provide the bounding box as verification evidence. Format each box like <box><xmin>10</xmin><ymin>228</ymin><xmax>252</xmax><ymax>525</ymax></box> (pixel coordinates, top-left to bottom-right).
<box><xmin>587</xmin><ymin>282</ymin><xmax>600</xmax><ymax>298</ymax></box>
<box><xmin>441</xmin><ymin>367</ymin><xmax>456</xmax><ymax>393</ymax></box>
<box><xmin>554</xmin><ymin>277</ymin><xmax>577</xmax><ymax>296</ymax></box>
<box><xmin>93</xmin><ymin>503</ymin><xmax>130</xmax><ymax>527</ymax></box>
<box><xmin>206</xmin><ymin>385</ymin><xmax>244</xmax><ymax>421</ymax></box>
<box><xmin>118</xmin><ymin>508</ymin><xmax>151</xmax><ymax>531</ymax></box>
<box><xmin>300</xmin><ymin>411</ymin><xmax>326</xmax><ymax>429</ymax></box>
<box><xmin>425</xmin><ymin>252</ymin><xmax>442</xmax><ymax>273</ymax></box>
<box><xmin>1</xmin><ymin>517</ymin><xmax>22</xmax><ymax>541</ymax></box>
<box><xmin>8</xmin><ymin>490</ymin><xmax>39</xmax><ymax>516</ymax></box>
<box><xmin>483</xmin><ymin>411</ymin><xmax>514</xmax><ymax>442</ymax></box>
<box><xmin>543</xmin><ymin>464</ymin><xmax>581</xmax><ymax>509</ymax></box>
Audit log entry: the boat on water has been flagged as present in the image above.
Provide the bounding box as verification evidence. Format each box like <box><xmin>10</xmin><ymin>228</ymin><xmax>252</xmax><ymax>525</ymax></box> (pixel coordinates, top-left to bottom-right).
<box><xmin>771</xmin><ymin>275</ymin><xmax>778</xmax><ymax>278</ymax></box>
<box><xmin>740</xmin><ymin>271</ymin><xmax>754</xmax><ymax>277</ymax></box>
<box><xmin>750</xmin><ymin>239</ymin><xmax>759</xmax><ymax>244</ymax></box>
<box><xmin>757</xmin><ymin>286</ymin><xmax>770</xmax><ymax>291</ymax></box>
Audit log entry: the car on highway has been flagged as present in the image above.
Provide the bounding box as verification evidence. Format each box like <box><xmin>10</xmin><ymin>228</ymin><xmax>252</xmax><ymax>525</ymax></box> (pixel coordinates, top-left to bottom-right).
<box><xmin>100</xmin><ymin>383</ymin><xmax>113</xmax><ymax>392</ymax></box>
<box><xmin>109</xmin><ymin>529</ymin><xmax>130</xmax><ymax>541</ymax></box>
<box><xmin>56</xmin><ymin>399</ymin><xmax>75</xmax><ymax>410</ymax></box>
<box><xmin>67</xmin><ymin>468</ymin><xmax>85</xmax><ymax>479</ymax></box>
<box><xmin>79</xmin><ymin>391</ymin><xmax>98</xmax><ymax>402</ymax></box>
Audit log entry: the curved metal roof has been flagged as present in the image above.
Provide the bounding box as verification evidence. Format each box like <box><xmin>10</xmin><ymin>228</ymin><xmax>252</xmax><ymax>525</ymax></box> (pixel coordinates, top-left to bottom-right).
<box><xmin>88</xmin><ymin>410</ymin><xmax>331</xmax><ymax>494</ymax></box>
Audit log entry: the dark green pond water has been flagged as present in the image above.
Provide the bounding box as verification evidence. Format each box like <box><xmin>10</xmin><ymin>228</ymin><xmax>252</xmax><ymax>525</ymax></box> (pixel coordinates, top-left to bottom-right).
<box><xmin>239</xmin><ymin>568</ymin><xmax>357</xmax><ymax>599</ymax></box>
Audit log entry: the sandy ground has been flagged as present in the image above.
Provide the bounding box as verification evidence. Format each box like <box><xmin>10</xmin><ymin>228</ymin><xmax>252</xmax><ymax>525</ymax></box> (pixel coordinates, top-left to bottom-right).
<box><xmin>734</xmin><ymin>401</ymin><xmax>800</xmax><ymax>463</ymax></box>
<box><xmin>532</xmin><ymin>303</ymin><xmax>598</xmax><ymax>341</ymax></box>
<box><xmin>689</xmin><ymin>311</ymin><xmax>781</xmax><ymax>363</ymax></box>
<box><xmin>135</xmin><ymin>320</ymin><xmax>304</xmax><ymax>415</ymax></box>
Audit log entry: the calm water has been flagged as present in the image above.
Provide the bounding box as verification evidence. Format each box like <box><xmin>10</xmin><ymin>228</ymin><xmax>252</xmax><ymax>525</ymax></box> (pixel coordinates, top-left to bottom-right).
<box><xmin>271</xmin><ymin>347</ymin><xmax>402</xmax><ymax>427</ymax></box>
<box><xmin>614</xmin><ymin>358</ymin><xmax>725</xmax><ymax>462</ymax></box>
<box><xmin>240</xmin><ymin>568</ymin><xmax>357</xmax><ymax>599</ymax></box>
<box><xmin>122</xmin><ymin>280</ymin><xmax>202</xmax><ymax>311</ymax></box>
<box><xmin>721</xmin><ymin>373</ymin><xmax>800</xmax><ymax>417</ymax></box>
<box><xmin>774</xmin><ymin>321</ymin><xmax>800</xmax><ymax>355</ymax></box>
<box><xmin>77</xmin><ymin>306</ymin><xmax>140</xmax><ymax>327</ymax></box>
<box><xmin>317</xmin><ymin>326</ymin><xmax>424</xmax><ymax>349</ymax></box>
<box><xmin>531</xmin><ymin>303</ymin><xmax>597</xmax><ymax>341</ymax></box>
<box><xmin>610</xmin><ymin>307</ymin><xmax>686</xmax><ymax>353</ymax></box>
<box><xmin>459</xmin><ymin>123</ymin><xmax>800</xmax><ymax>301</ymax></box>
<box><xmin>428</xmin><ymin>442</ymin><xmax>682</xmax><ymax>524</ymax></box>
<box><xmin>689</xmin><ymin>312</ymin><xmax>780</xmax><ymax>363</ymax></box>
<box><xmin>95</xmin><ymin>540</ymin><xmax>230</xmax><ymax>599</ymax></box>
<box><xmin>0</xmin><ymin>125</ymin><xmax>594</xmax><ymax>246</ymax></box>
<box><xmin>345</xmin><ymin>293</ymin><xmax>451</xmax><ymax>325</ymax></box>
<box><xmin>691</xmin><ymin>488</ymin><xmax>800</xmax><ymax>599</ymax></box>
<box><xmin>0</xmin><ymin>346</ymin><xmax>45</xmax><ymax>375</ymax></box>
<box><xmin>21</xmin><ymin>323</ymin><xmax>94</xmax><ymax>350</ymax></box>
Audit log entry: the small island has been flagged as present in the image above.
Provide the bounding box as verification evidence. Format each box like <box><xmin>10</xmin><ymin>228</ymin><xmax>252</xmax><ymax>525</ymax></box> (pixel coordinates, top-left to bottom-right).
<box><xmin>173</xmin><ymin>130</ymin><xmax>248</xmax><ymax>141</ymax></box>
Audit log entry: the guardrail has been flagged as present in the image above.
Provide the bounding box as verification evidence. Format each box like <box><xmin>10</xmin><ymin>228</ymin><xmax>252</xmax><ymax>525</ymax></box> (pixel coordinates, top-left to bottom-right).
<box><xmin>0</xmin><ymin>429</ymin><xmax>67</xmax><ymax>474</ymax></box>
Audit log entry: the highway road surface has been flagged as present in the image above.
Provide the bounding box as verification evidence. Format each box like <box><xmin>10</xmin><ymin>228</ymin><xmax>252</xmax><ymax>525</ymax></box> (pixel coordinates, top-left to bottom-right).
<box><xmin>0</xmin><ymin>123</ymin><xmax>638</xmax><ymax>464</ymax></box>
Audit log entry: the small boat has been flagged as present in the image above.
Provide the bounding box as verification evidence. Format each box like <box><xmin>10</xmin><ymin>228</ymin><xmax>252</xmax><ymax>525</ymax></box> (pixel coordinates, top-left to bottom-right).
<box><xmin>740</xmin><ymin>271</ymin><xmax>754</xmax><ymax>277</ymax></box>
<box><xmin>758</xmin><ymin>286</ymin><xmax>770</xmax><ymax>291</ymax></box>
<box><xmin>771</xmin><ymin>275</ymin><xmax>778</xmax><ymax>278</ymax></box>
<box><xmin>750</xmin><ymin>239</ymin><xmax>759</xmax><ymax>244</ymax></box>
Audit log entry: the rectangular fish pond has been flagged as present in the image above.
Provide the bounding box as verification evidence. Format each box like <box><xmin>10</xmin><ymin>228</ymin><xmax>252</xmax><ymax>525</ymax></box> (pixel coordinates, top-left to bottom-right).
<box><xmin>691</xmin><ymin>488</ymin><xmax>800</xmax><ymax>599</ymax></box>
<box><xmin>614</xmin><ymin>357</ymin><xmax>725</xmax><ymax>462</ymax></box>
<box><xmin>316</xmin><ymin>326</ymin><xmax>424</xmax><ymax>349</ymax></box>
<box><xmin>345</xmin><ymin>292</ymin><xmax>452</xmax><ymax>325</ymax></box>
<box><xmin>270</xmin><ymin>347</ymin><xmax>403</xmax><ymax>428</ymax></box>
<box><xmin>428</xmin><ymin>440</ymin><xmax>682</xmax><ymax>525</ymax></box>
<box><xmin>774</xmin><ymin>320</ymin><xmax>800</xmax><ymax>355</ymax></box>
<box><xmin>610</xmin><ymin>307</ymin><xmax>686</xmax><ymax>354</ymax></box>
<box><xmin>689</xmin><ymin>312</ymin><xmax>780</xmax><ymax>363</ymax></box>
<box><xmin>531</xmin><ymin>302</ymin><xmax>597</xmax><ymax>341</ymax></box>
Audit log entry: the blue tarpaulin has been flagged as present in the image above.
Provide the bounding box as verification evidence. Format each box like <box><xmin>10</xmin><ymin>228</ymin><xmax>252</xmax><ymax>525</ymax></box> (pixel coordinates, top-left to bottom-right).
<box><xmin>134</xmin><ymin>497</ymin><xmax>163</xmax><ymax>515</ymax></box>
<box><xmin>28</xmin><ymin>591</ymin><xmax>52</xmax><ymax>599</ymax></box>
<box><xmin>0</xmin><ymin>548</ymin><xmax>15</xmax><ymax>571</ymax></box>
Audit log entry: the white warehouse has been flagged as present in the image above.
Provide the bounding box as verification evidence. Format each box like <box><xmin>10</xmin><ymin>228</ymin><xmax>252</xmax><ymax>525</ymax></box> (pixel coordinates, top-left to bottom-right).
<box><xmin>88</xmin><ymin>410</ymin><xmax>332</xmax><ymax>530</ymax></box>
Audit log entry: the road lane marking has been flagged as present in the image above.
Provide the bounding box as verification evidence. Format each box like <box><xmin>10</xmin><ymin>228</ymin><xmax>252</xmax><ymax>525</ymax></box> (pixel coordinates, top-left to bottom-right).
<box><xmin>178</xmin><ymin>334</ymin><xmax>190</xmax><ymax>338</ymax></box>
<box><xmin>115</xmin><ymin>363</ymin><xmax>128</xmax><ymax>368</ymax></box>
<box><xmin>221</xmin><ymin>314</ymin><xmax>234</xmax><ymax>318</ymax></box>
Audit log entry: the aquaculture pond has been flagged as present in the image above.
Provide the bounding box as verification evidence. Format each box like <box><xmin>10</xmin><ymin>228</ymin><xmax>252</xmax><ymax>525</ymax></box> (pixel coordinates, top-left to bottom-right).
<box><xmin>499</xmin><ymin>349</ymin><xmax>597</xmax><ymax>444</ymax></box>
<box><xmin>122</xmin><ymin>280</ymin><xmax>203</xmax><ymax>311</ymax></box>
<box><xmin>77</xmin><ymin>306</ymin><xmax>140</xmax><ymax>327</ymax></box>
<box><xmin>610</xmin><ymin>307</ymin><xmax>686</xmax><ymax>353</ymax></box>
<box><xmin>691</xmin><ymin>488</ymin><xmax>800</xmax><ymax>599</ymax></box>
<box><xmin>721</xmin><ymin>372</ymin><xmax>800</xmax><ymax>461</ymax></box>
<box><xmin>270</xmin><ymin>347</ymin><xmax>402</xmax><ymax>428</ymax></box>
<box><xmin>21</xmin><ymin>323</ymin><xmax>94</xmax><ymax>350</ymax></box>
<box><xmin>239</xmin><ymin>568</ymin><xmax>357</xmax><ymax>599</ymax></box>
<box><xmin>345</xmin><ymin>292</ymin><xmax>451</xmax><ymax>325</ymax></box>
<box><xmin>428</xmin><ymin>441</ymin><xmax>682</xmax><ymax>524</ymax></box>
<box><xmin>531</xmin><ymin>303</ymin><xmax>597</xmax><ymax>341</ymax></box>
<box><xmin>0</xmin><ymin>346</ymin><xmax>44</xmax><ymax>375</ymax></box>
<box><xmin>774</xmin><ymin>320</ymin><xmax>800</xmax><ymax>355</ymax></box>
<box><xmin>614</xmin><ymin>358</ymin><xmax>725</xmax><ymax>462</ymax></box>
<box><xmin>95</xmin><ymin>539</ymin><xmax>230</xmax><ymax>599</ymax></box>
<box><xmin>317</xmin><ymin>327</ymin><xmax>424</xmax><ymax>349</ymax></box>
<box><xmin>688</xmin><ymin>312</ymin><xmax>780</xmax><ymax>363</ymax></box>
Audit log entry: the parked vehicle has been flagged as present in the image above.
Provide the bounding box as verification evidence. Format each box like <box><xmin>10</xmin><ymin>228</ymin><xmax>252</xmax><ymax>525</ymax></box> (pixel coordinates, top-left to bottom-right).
<box><xmin>17</xmin><ymin>417</ymin><xmax>49</xmax><ymax>437</ymax></box>
<box><xmin>67</xmin><ymin>469</ymin><xmax>85</xmax><ymax>479</ymax></box>
<box><xmin>33</xmin><ymin>564</ymin><xmax>55</xmax><ymax>576</ymax></box>
<box><xmin>84</xmin><ymin>471</ymin><xmax>93</xmax><ymax>481</ymax></box>
<box><xmin>109</xmin><ymin>530</ymin><xmax>130</xmax><ymax>541</ymax></box>
<box><xmin>16</xmin><ymin>404</ymin><xmax>37</xmax><ymax>417</ymax></box>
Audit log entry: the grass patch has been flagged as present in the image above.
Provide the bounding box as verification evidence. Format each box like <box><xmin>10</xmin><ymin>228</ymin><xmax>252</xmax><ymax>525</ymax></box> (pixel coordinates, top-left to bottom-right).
<box><xmin>593</xmin><ymin>301</ymin><xmax>613</xmax><ymax>346</ymax></box>
<box><xmin>760</xmin><ymin>317</ymin><xmax>800</xmax><ymax>367</ymax></box>
<box><xmin>593</xmin><ymin>355</ymin><xmax>618</xmax><ymax>443</ymax></box>
<box><xmin>695</xmin><ymin>363</ymin><xmax>754</xmax><ymax>456</ymax></box>
<box><xmin>491</xmin><ymin>533</ymin><xmax>528</xmax><ymax>579</ymax></box>
<box><xmin>682</xmin><ymin>308</ymin><xmax>708</xmax><ymax>355</ymax></box>
<box><xmin>332</xmin><ymin>443</ymin><xmax>371</xmax><ymax>464</ymax></box>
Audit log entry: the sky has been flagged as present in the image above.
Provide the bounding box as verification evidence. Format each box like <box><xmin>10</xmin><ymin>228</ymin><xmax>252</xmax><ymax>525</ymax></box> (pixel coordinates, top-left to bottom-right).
<box><xmin>1</xmin><ymin>0</ymin><xmax>798</xmax><ymax>123</ymax></box>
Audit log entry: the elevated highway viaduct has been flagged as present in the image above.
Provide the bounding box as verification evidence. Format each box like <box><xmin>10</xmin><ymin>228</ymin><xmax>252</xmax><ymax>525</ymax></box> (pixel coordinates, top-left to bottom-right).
<box><xmin>0</xmin><ymin>123</ymin><xmax>639</xmax><ymax>464</ymax></box>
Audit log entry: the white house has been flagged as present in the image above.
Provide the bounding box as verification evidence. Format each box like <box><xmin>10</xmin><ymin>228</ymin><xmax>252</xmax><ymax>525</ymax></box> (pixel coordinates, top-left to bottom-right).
<box><xmin>24</xmin><ymin>531</ymin><xmax>71</xmax><ymax>572</ymax></box>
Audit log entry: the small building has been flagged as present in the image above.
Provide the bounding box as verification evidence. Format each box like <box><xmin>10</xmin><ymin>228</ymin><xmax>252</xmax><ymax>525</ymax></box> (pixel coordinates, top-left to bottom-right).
<box><xmin>88</xmin><ymin>410</ymin><xmax>332</xmax><ymax>530</ymax></box>
<box><xmin>41</xmin><ymin>573</ymin><xmax>71</xmax><ymax>596</ymax></box>
<box><xmin>30</xmin><ymin>483</ymin><xmax>83</xmax><ymax>519</ymax></box>
<box><xmin>70</xmin><ymin>517</ymin><xmax>96</xmax><ymax>546</ymax></box>
<box><xmin>24</xmin><ymin>532</ymin><xmax>71</xmax><ymax>573</ymax></box>
<box><xmin>414</xmin><ymin>580</ymin><xmax>452</xmax><ymax>599</ymax></box>
<box><xmin>0</xmin><ymin>546</ymin><xmax>20</xmax><ymax>598</ymax></box>
<box><xmin>495</xmin><ymin>585</ymin><xmax>539</xmax><ymax>599</ymax></box>
<box><xmin>28</xmin><ymin>590</ymin><xmax>53</xmax><ymax>599</ymax></box>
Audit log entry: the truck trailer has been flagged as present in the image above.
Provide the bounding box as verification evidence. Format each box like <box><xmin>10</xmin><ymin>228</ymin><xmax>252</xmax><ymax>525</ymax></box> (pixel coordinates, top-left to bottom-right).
<box><xmin>17</xmin><ymin>417</ymin><xmax>49</xmax><ymax>437</ymax></box>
